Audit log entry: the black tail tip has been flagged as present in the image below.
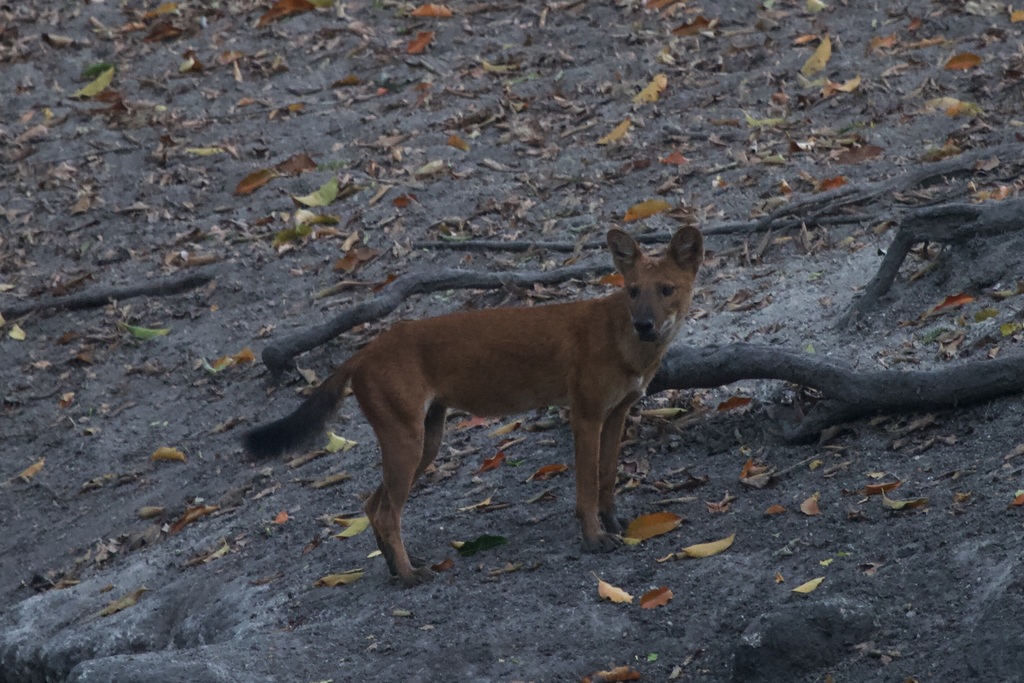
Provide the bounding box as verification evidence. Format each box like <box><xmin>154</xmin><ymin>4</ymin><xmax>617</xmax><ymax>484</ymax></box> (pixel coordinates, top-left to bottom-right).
<box><xmin>242</xmin><ymin>420</ymin><xmax>291</xmax><ymax>461</ymax></box>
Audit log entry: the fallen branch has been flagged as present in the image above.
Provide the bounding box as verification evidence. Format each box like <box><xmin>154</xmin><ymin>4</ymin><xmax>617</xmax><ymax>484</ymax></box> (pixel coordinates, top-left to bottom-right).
<box><xmin>261</xmin><ymin>262</ymin><xmax>611</xmax><ymax>378</ymax></box>
<box><xmin>837</xmin><ymin>197</ymin><xmax>1024</xmax><ymax>329</ymax></box>
<box><xmin>1</xmin><ymin>267</ymin><xmax>218</xmax><ymax>319</ymax></box>
<box><xmin>756</xmin><ymin>142</ymin><xmax>1023</xmax><ymax>229</ymax></box>
<box><xmin>649</xmin><ymin>343</ymin><xmax>1024</xmax><ymax>443</ymax></box>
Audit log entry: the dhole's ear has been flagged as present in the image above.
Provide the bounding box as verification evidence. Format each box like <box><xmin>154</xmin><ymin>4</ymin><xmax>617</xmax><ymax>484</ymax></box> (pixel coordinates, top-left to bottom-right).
<box><xmin>607</xmin><ymin>228</ymin><xmax>639</xmax><ymax>273</ymax></box>
<box><xmin>669</xmin><ymin>225</ymin><xmax>704</xmax><ymax>275</ymax></box>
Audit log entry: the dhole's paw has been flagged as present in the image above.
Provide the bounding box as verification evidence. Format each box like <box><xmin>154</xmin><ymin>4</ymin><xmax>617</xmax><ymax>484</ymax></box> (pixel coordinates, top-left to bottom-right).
<box><xmin>600</xmin><ymin>512</ymin><xmax>626</xmax><ymax>534</ymax></box>
<box><xmin>582</xmin><ymin>532</ymin><xmax>622</xmax><ymax>554</ymax></box>
<box><xmin>398</xmin><ymin>566</ymin><xmax>436</xmax><ymax>587</ymax></box>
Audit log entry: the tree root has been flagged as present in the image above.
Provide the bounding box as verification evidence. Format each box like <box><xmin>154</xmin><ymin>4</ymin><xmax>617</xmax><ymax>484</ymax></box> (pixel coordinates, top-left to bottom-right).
<box><xmin>649</xmin><ymin>343</ymin><xmax>1024</xmax><ymax>443</ymax></box>
<box><xmin>261</xmin><ymin>262</ymin><xmax>610</xmax><ymax>379</ymax></box>
<box><xmin>837</xmin><ymin>197</ymin><xmax>1024</xmax><ymax>329</ymax></box>
<box><xmin>1</xmin><ymin>267</ymin><xmax>218</xmax><ymax>319</ymax></box>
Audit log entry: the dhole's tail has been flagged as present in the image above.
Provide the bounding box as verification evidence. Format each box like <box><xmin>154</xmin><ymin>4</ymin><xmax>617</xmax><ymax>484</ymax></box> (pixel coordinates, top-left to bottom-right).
<box><xmin>243</xmin><ymin>364</ymin><xmax>352</xmax><ymax>460</ymax></box>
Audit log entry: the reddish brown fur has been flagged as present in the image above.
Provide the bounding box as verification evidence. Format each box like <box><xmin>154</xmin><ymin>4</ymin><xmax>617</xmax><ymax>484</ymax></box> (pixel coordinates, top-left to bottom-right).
<box><xmin>245</xmin><ymin>226</ymin><xmax>703</xmax><ymax>585</ymax></box>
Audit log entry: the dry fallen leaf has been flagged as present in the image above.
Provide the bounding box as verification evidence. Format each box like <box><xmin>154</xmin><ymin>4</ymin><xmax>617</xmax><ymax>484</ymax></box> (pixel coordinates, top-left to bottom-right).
<box><xmin>406</xmin><ymin>30</ymin><xmax>435</xmax><ymax>55</ymax></box>
<box><xmin>314</xmin><ymin>569</ymin><xmax>364</xmax><ymax>587</ymax></box>
<box><xmin>476</xmin><ymin>451</ymin><xmax>505</xmax><ymax>474</ymax></box>
<box><xmin>169</xmin><ymin>504</ymin><xmax>220</xmax><ymax>534</ymax></box>
<box><xmin>634</xmin><ymin>73</ymin><xmax>667</xmax><ymax>104</ymax></box>
<box><xmin>598</xmin><ymin>119</ymin><xmax>631</xmax><ymax>145</ymax></box>
<box><xmin>234</xmin><ymin>168</ymin><xmax>279</xmax><ymax>196</ymax></box>
<box><xmin>800</xmin><ymin>34</ymin><xmax>832</xmax><ymax>76</ymax></box>
<box><xmin>334</xmin><ymin>516</ymin><xmax>370</xmax><ymax>538</ymax></box>
<box><xmin>527</xmin><ymin>463</ymin><xmax>568</xmax><ymax>481</ymax></box>
<box><xmin>881</xmin><ymin>495</ymin><xmax>928</xmax><ymax>511</ymax></box>
<box><xmin>800</xmin><ymin>493</ymin><xmax>821</xmax><ymax>516</ymax></box>
<box><xmin>411</xmin><ymin>3</ymin><xmax>453</xmax><ymax>18</ymax></box>
<box><xmin>764</xmin><ymin>504</ymin><xmax>787</xmax><ymax>516</ymax></box>
<box><xmin>149</xmin><ymin>446</ymin><xmax>187</xmax><ymax>463</ymax></box>
<box><xmin>623</xmin><ymin>511</ymin><xmax>684</xmax><ymax>542</ymax></box>
<box><xmin>583</xmin><ymin>665</ymin><xmax>642</xmax><ymax>683</ymax></box>
<box><xmin>595</xmin><ymin>574</ymin><xmax>634</xmax><ymax>604</ymax></box>
<box><xmin>272</xmin><ymin>510</ymin><xmax>289</xmax><ymax>524</ymax></box>
<box><xmin>624</xmin><ymin>198</ymin><xmax>671</xmax><ymax>222</ymax></box>
<box><xmin>680</xmin><ymin>532</ymin><xmax>735</xmax><ymax>558</ymax></box>
<box><xmin>791</xmin><ymin>577</ymin><xmax>824</xmax><ymax>594</ymax></box>
<box><xmin>97</xmin><ymin>587</ymin><xmax>148</xmax><ymax>617</ymax></box>
<box><xmin>16</xmin><ymin>458</ymin><xmax>45</xmax><ymax>482</ymax></box>
<box><xmin>257</xmin><ymin>0</ymin><xmax>314</xmax><ymax>27</ymax></box>
<box><xmin>639</xmin><ymin>586</ymin><xmax>673</xmax><ymax>609</ymax></box>
<box><xmin>717</xmin><ymin>395</ymin><xmax>752</xmax><ymax>412</ymax></box>
<box><xmin>944</xmin><ymin>53</ymin><xmax>981</xmax><ymax>71</ymax></box>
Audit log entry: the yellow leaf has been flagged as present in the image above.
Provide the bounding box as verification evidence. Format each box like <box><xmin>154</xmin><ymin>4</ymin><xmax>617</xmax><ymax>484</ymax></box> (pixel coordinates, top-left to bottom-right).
<box><xmin>640</xmin><ymin>407</ymin><xmax>687</xmax><ymax>419</ymax></box>
<box><xmin>314</xmin><ymin>570</ymin><xmax>364</xmax><ymax>587</ymax></box>
<box><xmin>624</xmin><ymin>198</ymin><xmax>671</xmax><ymax>222</ymax></box>
<box><xmin>595</xmin><ymin>574</ymin><xmax>633</xmax><ymax>604</ymax></box>
<box><xmin>334</xmin><ymin>515</ymin><xmax>370</xmax><ymax>538</ymax></box>
<box><xmin>744</xmin><ymin>111</ymin><xmax>785</xmax><ymax>128</ymax></box>
<box><xmin>633</xmin><ymin>74</ymin><xmax>667</xmax><ymax>104</ymax></box>
<box><xmin>680</xmin><ymin>532</ymin><xmax>735</xmax><ymax>558</ymax></box>
<box><xmin>293</xmin><ymin>177</ymin><xmax>339</xmax><ymax>207</ymax></box>
<box><xmin>480</xmin><ymin>59</ymin><xmax>518</xmax><ymax>73</ymax></box>
<box><xmin>325</xmin><ymin>431</ymin><xmax>357</xmax><ymax>453</ymax></box>
<box><xmin>185</xmin><ymin>147</ymin><xmax>225</xmax><ymax>156</ymax></box>
<box><xmin>881</xmin><ymin>495</ymin><xmax>929</xmax><ymax>511</ymax></box>
<box><xmin>926</xmin><ymin>97</ymin><xmax>983</xmax><ymax>117</ymax></box>
<box><xmin>488</xmin><ymin>420</ymin><xmax>521</xmax><ymax>437</ymax></box>
<box><xmin>149</xmin><ymin>446</ymin><xmax>187</xmax><ymax>463</ymax></box>
<box><xmin>97</xmin><ymin>587</ymin><xmax>148</xmax><ymax>617</ymax></box>
<box><xmin>623</xmin><ymin>511</ymin><xmax>683</xmax><ymax>541</ymax></box>
<box><xmin>805</xmin><ymin>0</ymin><xmax>827</xmax><ymax>12</ymax></box>
<box><xmin>800</xmin><ymin>34</ymin><xmax>831</xmax><ymax>76</ymax></box>
<box><xmin>598</xmin><ymin>118</ymin><xmax>631</xmax><ymax>145</ymax></box>
<box><xmin>72</xmin><ymin>67</ymin><xmax>114</xmax><ymax>99</ymax></box>
<box><xmin>791</xmin><ymin>576</ymin><xmax>825</xmax><ymax>594</ymax></box>
<box><xmin>1012</xmin><ymin>9</ymin><xmax>1024</xmax><ymax>22</ymax></box>
<box><xmin>9</xmin><ymin>323</ymin><xmax>26</xmax><ymax>340</ymax></box>
<box><xmin>18</xmin><ymin>458</ymin><xmax>45</xmax><ymax>482</ymax></box>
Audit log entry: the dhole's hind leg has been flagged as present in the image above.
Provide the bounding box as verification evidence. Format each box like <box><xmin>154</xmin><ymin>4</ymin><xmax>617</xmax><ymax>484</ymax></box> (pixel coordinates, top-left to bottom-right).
<box><xmin>414</xmin><ymin>404</ymin><xmax>447</xmax><ymax>481</ymax></box>
<box><xmin>598</xmin><ymin>399</ymin><xmax>633</xmax><ymax>535</ymax></box>
<box><xmin>360</xmin><ymin>397</ymin><xmax>434</xmax><ymax>586</ymax></box>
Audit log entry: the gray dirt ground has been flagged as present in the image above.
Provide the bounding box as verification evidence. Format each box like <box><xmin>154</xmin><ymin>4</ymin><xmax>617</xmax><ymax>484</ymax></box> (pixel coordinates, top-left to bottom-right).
<box><xmin>2</xmin><ymin>1</ymin><xmax>1024</xmax><ymax>682</ymax></box>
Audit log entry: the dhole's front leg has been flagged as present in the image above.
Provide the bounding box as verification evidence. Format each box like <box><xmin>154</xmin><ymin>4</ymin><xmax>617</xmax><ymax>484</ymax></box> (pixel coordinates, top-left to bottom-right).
<box><xmin>597</xmin><ymin>397</ymin><xmax>636</xmax><ymax>534</ymax></box>
<box><xmin>571</xmin><ymin>411</ymin><xmax>621</xmax><ymax>552</ymax></box>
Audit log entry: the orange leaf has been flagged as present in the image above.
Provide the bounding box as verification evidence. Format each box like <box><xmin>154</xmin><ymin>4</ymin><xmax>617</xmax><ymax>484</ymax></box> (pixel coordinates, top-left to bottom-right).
<box><xmin>1012</xmin><ymin>9</ymin><xmax>1024</xmax><ymax>22</ymax></box>
<box><xmin>595</xmin><ymin>575</ymin><xmax>633</xmax><ymax>604</ymax></box>
<box><xmin>868</xmin><ymin>34</ymin><xmax>898</xmax><ymax>53</ymax></box>
<box><xmin>392</xmin><ymin>193</ymin><xmax>416</xmax><ymax>208</ymax></box>
<box><xmin>169</xmin><ymin>504</ymin><xmax>220</xmax><ymax>534</ymax></box>
<box><xmin>862</xmin><ymin>480</ymin><xmax>903</xmax><ymax>496</ymax></box>
<box><xmin>583</xmin><ymin>666</ymin><xmax>642</xmax><ymax>683</ymax></box>
<box><xmin>1008</xmin><ymin>491</ymin><xmax>1024</xmax><ymax>507</ymax></box>
<box><xmin>411</xmin><ymin>3</ymin><xmax>453</xmax><ymax>18</ymax></box>
<box><xmin>599</xmin><ymin>272</ymin><xmax>625</xmax><ymax>287</ymax></box>
<box><xmin>764</xmin><ymin>504</ymin><xmax>787</xmax><ymax>515</ymax></box>
<box><xmin>660</xmin><ymin>151</ymin><xmax>688</xmax><ymax>166</ymax></box>
<box><xmin>17</xmin><ymin>458</ymin><xmax>45</xmax><ymax>482</ymax></box>
<box><xmin>928</xmin><ymin>292</ymin><xmax>975</xmax><ymax>315</ymax></box>
<box><xmin>275</xmin><ymin>152</ymin><xmax>317</xmax><ymax>175</ymax></box>
<box><xmin>234</xmin><ymin>168</ymin><xmax>278</xmax><ymax>196</ymax></box>
<box><xmin>800</xmin><ymin>494</ymin><xmax>821</xmax><ymax>516</ymax></box>
<box><xmin>623</xmin><ymin>198</ymin><xmax>671</xmax><ymax>222</ymax></box>
<box><xmin>717</xmin><ymin>395</ymin><xmax>752</xmax><ymax>412</ymax></box>
<box><xmin>431</xmin><ymin>557</ymin><xmax>455</xmax><ymax>572</ymax></box>
<box><xmin>273</xmin><ymin>510</ymin><xmax>289</xmax><ymax>524</ymax></box>
<box><xmin>446</xmin><ymin>134</ymin><xmax>470</xmax><ymax>151</ymax></box>
<box><xmin>454</xmin><ymin>415</ymin><xmax>494</xmax><ymax>431</ymax></box>
<box><xmin>150</xmin><ymin>446</ymin><xmax>187</xmax><ymax>463</ymax></box>
<box><xmin>944</xmin><ymin>53</ymin><xmax>981</xmax><ymax>71</ymax></box>
<box><xmin>476</xmin><ymin>451</ymin><xmax>505</xmax><ymax>474</ymax></box>
<box><xmin>527</xmin><ymin>463</ymin><xmax>568</xmax><ymax>481</ymax></box>
<box><xmin>639</xmin><ymin>586</ymin><xmax>673</xmax><ymax>609</ymax></box>
<box><xmin>257</xmin><ymin>0</ymin><xmax>315</xmax><ymax>27</ymax></box>
<box><xmin>406</xmin><ymin>30</ymin><xmax>434</xmax><ymax>55</ymax></box>
<box><xmin>671</xmin><ymin>15</ymin><xmax>710</xmax><ymax>36</ymax></box>
<box><xmin>232</xmin><ymin>347</ymin><xmax>256</xmax><ymax>364</ymax></box>
<box><xmin>818</xmin><ymin>175</ymin><xmax>847</xmax><ymax>192</ymax></box>
<box><xmin>623</xmin><ymin>511</ymin><xmax>683</xmax><ymax>541</ymax></box>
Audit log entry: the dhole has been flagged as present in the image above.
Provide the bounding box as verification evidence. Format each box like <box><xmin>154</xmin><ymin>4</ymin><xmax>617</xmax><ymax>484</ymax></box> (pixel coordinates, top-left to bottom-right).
<box><xmin>244</xmin><ymin>226</ymin><xmax>703</xmax><ymax>585</ymax></box>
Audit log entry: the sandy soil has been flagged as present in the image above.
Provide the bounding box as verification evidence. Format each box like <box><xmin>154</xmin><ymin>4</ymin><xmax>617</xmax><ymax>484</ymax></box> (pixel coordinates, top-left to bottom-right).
<box><xmin>2</xmin><ymin>1</ymin><xmax>1023</xmax><ymax>681</ymax></box>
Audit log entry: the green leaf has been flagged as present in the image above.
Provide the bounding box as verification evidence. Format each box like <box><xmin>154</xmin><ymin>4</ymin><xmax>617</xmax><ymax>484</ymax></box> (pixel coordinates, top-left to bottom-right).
<box><xmin>974</xmin><ymin>308</ymin><xmax>999</xmax><ymax>322</ymax></box>
<box><xmin>292</xmin><ymin>177</ymin><xmax>339</xmax><ymax>207</ymax></box>
<box><xmin>456</xmin><ymin>534</ymin><xmax>508</xmax><ymax>557</ymax></box>
<box><xmin>272</xmin><ymin>224</ymin><xmax>313</xmax><ymax>248</ymax></box>
<box><xmin>118</xmin><ymin>322</ymin><xmax>170</xmax><ymax>340</ymax></box>
<box><xmin>81</xmin><ymin>61</ymin><xmax>114</xmax><ymax>79</ymax></box>
<box><xmin>72</xmin><ymin>67</ymin><xmax>114</xmax><ymax>99</ymax></box>
<box><xmin>1001</xmin><ymin>322</ymin><xmax>1022</xmax><ymax>337</ymax></box>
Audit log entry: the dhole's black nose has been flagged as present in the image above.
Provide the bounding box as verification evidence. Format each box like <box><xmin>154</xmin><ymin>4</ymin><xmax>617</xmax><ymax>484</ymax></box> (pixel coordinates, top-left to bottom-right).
<box><xmin>634</xmin><ymin>320</ymin><xmax>656</xmax><ymax>341</ymax></box>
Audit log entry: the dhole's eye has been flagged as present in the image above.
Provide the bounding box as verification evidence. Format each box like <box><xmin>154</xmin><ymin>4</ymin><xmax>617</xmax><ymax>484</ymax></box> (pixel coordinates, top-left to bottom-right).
<box><xmin>660</xmin><ymin>285</ymin><xmax>676</xmax><ymax>297</ymax></box>
<box><xmin>628</xmin><ymin>286</ymin><xmax>640</xmax><ymax>299</ymax></box>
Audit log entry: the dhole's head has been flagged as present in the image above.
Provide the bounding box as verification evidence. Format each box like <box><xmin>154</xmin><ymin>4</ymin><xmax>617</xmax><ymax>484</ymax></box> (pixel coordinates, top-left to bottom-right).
<box><xmin>607</xmin><ymin>225</ymin><xmax>704</xmax><ymax>343</ymax></box>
